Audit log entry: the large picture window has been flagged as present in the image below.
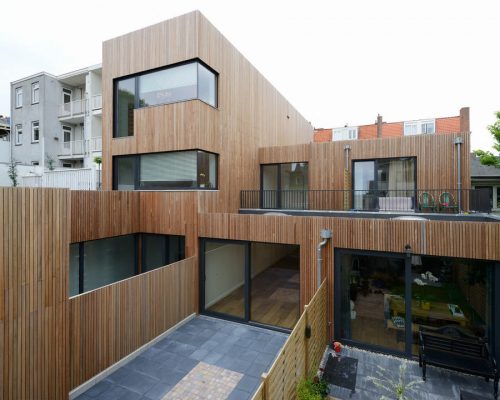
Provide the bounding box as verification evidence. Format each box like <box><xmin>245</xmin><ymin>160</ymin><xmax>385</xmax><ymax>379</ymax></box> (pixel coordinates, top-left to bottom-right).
<box><xmin>113</xmin><ymin>150</ymin><xmax>218</xmax><ymax>191</ymax></box>
<box><xmin>69</xmin><ymin>233</ymin><xmax>185</xmax><ymax>297</ymax></box>
<box><xmin>260</xmin><ymin>162</ymin><xmax>308</xmax><ymax>209</ymax></box>
<box><xmin>352</xmin><ymin>157</ymin><xmax>416</xmax><ymax>211</ymax></box>
<box><xmin>113</xmin><ymin>60</ymin><xmax>218</xmax><ymax>137</ymax></box>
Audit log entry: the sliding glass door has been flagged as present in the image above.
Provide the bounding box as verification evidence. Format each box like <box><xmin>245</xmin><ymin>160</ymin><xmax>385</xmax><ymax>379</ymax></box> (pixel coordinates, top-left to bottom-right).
<box><xmin>335</xmin><ymin>249</ymin><xmax>496</xmax><ymax>357</ymax></box>
<box><xmin>200</xmin><ymin>239</ymin><xmax>300</xmax><ymax>330</ymax></box>
<box><xmin>260</xmin><ymin>163</ymin><xmax>308</xmax><ymax>209</ymax></box>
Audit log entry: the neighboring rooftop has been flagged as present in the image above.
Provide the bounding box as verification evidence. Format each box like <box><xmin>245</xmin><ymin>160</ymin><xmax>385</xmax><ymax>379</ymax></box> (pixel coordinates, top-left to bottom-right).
<box><xmin>471</xmin><ymin>154</ymin><xmax>500</xmax><ymax>178</ymax></box>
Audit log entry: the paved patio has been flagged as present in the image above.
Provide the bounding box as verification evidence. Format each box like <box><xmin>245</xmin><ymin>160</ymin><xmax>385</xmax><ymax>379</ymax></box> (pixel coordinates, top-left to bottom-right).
<box><xmin>75</xmin><ymin>316</ymin><xmax>288</xmax><ymax>400</ymax></box>
<box><xmin>325</xmin><ymin>346</ymin><xmax>494</xmax><ymax>400</ymax></box>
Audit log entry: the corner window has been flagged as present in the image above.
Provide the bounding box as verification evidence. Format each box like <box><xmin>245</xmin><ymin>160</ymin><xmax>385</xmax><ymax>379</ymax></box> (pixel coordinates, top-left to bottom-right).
<box><xmin>113</xmin><ymin>60</ymin><xmax>218</xmax><ymax>138</ymax></box>
<box><xmin>15</xmin><ymin>124</ymin><xmax>22</xmax><ymax>145</ymax></box>
<box><xmin>31</xmin><ymin>82</ymin><xmax>40</xmax><ymax>104</ymax></box>
<box><xmin>113</xmin><ymin>150</ymin><xmax>218</xmax><ymax>191</ymax></box>
<box><xmin>31</xmin><ymin>121</ymin><xmax>40</xmax><ymax>143</ymax></box>
<box><xmin>15</xmin><ymin>87</ymin><xmax>23</xmax><ymax>108</ymax></box>
<box><xmin>69</xmin><ymin>233</ymin><xmax>186</xmax><ymax>297</ymax></box>
<box><xmin>404</xmin><ymin>119</ymin><xmax>435</xmax><ymax>135</ymax></box>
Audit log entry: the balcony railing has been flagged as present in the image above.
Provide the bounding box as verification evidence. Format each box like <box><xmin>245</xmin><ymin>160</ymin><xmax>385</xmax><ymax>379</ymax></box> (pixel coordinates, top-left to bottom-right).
<box><xmin>59</xmin><ymin>99</ymin><xmax>87</xmax><ymax>118</ymax></box>
<box><xmin>240</xmin><ymin>189</ymin><xmax>493</xmax><ymax>214</ymax></box>
<box><xmin>59</xmin><ymin>137</ymin><xmax>102</xmax><ymax>157</ymax></box>
<box><xmin>91</xmin><ymin>94</ymin><xmax>102</xmax><ymax>111</ymax></box>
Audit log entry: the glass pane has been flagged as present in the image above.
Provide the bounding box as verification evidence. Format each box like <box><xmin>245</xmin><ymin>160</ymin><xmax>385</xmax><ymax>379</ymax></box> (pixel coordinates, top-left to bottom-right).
<box><xmin>410</xmin><ymin>256</ymin><xmax>493</xmax><ymax>355</ymax></box>
<box><xmin>69</xmin><ymin>244</ymin><xmax>80</xmax><ymax>296</ymax></box>
<box><xmin>204</xmin><ymin>241</ymin><xmax>245</xmax><ymax>319</ymax></box>
<box><xmin>139</xmin><ymin>63</ymin><xmax>197</xmax><ymax>107</ymax></box>
<box><xmin>376</xmin><ymin>158</ymin><xmax>415</xmax><ymax>209</ymax></box>
<box><xmin>83</xmin><ymin>235</ymin><xmax>136</xmax><ymax>292</ymax></box>
<box><xmin>353</xmin><ymin>161</ymin><xmax>375</xmax><ymax>210</ymax></box>
<box><xmin>139</xmin><ymin>151</ymin><xmax>197</xmax><ymax>189</ymax></box>
<box><xmin>142</xmin><ymin>234</ymin><xmax>167</xmax><ymax>272</ymax></box>
<box><xmin>167</xmin><ymin>235</ymin><xmax>185</xmax><ymax>264</ymax></box>
<box><xmin>250</xmin><ymin>243</ymin><xmax>300</xmax><ymax>329</ymax></box>
<box><xmin>198</xmin><ymin>63</ymin><xmax>216</xmax><ymax>107</ymax></box>
<box><xmin>116</xmin><ymin>78</ymin><xmax>135</xmax><ymax>137</ymax></box>
<box><xmin>261</xmin><ymin>165</ymin><xmax>278</xmax><ymax>208</ymax></box>
<box><xmin>339</xmin><ymin>252</ymin><xmax>406</xmax><ymax>352</ymax></box>
<box><xmin>197</xmin><ymin>151</ymin><xmax>217</xmax><ymax>189</ymax></box>
<box><xmin>280</xmin><ymin>162</ymin><xmax>308</xmax><ymax>209</ymax></box>
<box><xmin>115</xmin><ymin>156</ymin><xmax>136</xmax><ymax>190</ymax></box>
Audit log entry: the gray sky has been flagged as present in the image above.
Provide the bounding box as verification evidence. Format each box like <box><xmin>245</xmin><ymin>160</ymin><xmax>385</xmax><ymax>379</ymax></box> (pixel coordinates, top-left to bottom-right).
<box><xmin>1</xmin><ymin>0</ymin><xmax>499</xmax><ymax>150</ymax></box>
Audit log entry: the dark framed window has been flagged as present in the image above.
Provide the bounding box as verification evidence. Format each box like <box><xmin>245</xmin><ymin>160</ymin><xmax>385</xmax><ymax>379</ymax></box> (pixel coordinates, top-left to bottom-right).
<box><xmin>260</xmin><ymin>162</ymin><xmax>309</xmax><ymax>209</ymax></box>
<box><xmin>69</xmin><ymin>233</ymin><xmax>186</xmax><ymax>297</ymax></box>
<box><xmin>113</xmin><ymin>59</ymin><xmax>218</xmax><ymax>138</ymax></box>
<box><xmin>113</xmin><ymin>149</ymin><xmax>218</xmax><ymax>191</ymax></box>
<box><xmin>352</xmin><ymin>157</ymin><xmax>416</xmax><ymax>210</ymax></box>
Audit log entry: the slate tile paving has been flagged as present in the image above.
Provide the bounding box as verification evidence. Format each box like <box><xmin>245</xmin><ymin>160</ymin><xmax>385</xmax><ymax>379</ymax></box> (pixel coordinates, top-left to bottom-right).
<box><xmin>76</xmin><ymin>316</ymin><xmax>288</xmax><ymax>400</ymax></box>
<box><xmin>325</xmin><ymin>346</ymin><xmax>493</xmax><ymax>400</ymax></box>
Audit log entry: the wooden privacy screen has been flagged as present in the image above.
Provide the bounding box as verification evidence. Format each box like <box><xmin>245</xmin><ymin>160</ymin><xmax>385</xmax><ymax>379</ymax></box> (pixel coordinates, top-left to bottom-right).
<box><xmin>70</xmin><ymin>256</ymin><xmax>197</xmax><ymax>389</ymax></box>
<box><xmin>0</xmin><ymin>188</ymin><xmax>70</xmax><ymax>400</ymax></box>
<box><xmin>252</xmin><ymin>281</ymin><xmax>328</xmax><ymax>400</ymax></box>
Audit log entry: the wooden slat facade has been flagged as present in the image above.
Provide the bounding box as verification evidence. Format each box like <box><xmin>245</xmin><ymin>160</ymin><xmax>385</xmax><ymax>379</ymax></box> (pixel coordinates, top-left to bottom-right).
<box><xmin>0</xmin><ymin>188</ymin><xmax>70</xmax><ymax>400</ymax></box>
<box><xmin>101</xmin><ymin>11</ymin><xmax>314</xmax><ymax>214</ymax></box>
<box><xmin>69</xmin><ymin>256</ymin><xmax>197</xmax><ymax>389</ymax></box>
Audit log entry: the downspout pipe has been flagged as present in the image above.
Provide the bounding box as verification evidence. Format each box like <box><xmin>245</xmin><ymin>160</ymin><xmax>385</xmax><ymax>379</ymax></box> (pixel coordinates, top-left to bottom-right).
<box><xmin>455</xmin><ymin>137</ymin><xmax>463</xmax><ymax>213</ymax></box>
<box><xmin>317</xmin><ymin>229</ymin><xmax>332</xmax><ymax>288</ymax></box>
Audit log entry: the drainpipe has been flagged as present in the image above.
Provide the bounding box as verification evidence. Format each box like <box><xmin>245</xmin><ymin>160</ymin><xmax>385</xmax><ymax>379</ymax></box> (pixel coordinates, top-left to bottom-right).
<box><xmin>317</xmin><ymin>229</ymin><xmax>332</xmax><ymax>288</ymax></box>
<box><xmin>343</xmin><ymin>144</ymin><xmax>351</xmax><ymax>171</ymax></box>
<box><xmin>376</xmin><ymin>114</ymin><xmax>383</xmax><ymax>138</ymax></box>
<box><xmin>454</xmin><ymin>137</ymin><xmax>463</xmax><ymax>212</ymax></box>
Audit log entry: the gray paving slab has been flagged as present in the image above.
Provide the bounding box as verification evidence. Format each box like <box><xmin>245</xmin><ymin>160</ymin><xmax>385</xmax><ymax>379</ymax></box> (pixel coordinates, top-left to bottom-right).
<box><xmin>76</xmin><ymin>316</ymin><xmax>287</xmax><ymax>400</ymax></box>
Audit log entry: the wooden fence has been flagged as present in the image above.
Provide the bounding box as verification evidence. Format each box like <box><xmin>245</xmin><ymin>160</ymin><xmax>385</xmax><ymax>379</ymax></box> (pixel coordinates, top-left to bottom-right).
<box><xmin>69</xmin><ymin>256</ymin><xmax>197</xmax><ymax>389</ymax></box>
<box><xmin>252</xmin><ymin>280</ymin><xmax>328</xmax><ymax>400</ymax></box>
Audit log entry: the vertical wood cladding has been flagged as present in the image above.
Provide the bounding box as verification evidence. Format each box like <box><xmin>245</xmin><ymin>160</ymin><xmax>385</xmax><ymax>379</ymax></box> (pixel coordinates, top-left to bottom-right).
<box><xmin>259</xmin><ymin>132</ymin><xmax>471</xmax><ymax>193</ymax></box>
<box><xmin>69</xmin><ymin>257</ymin><xmax>197</xmax><ymax>389</ymax></box>
<box><xmin>0</xmin><ymin>188</ymin><xmax>70</xmax><ymax>399</ymax></box>
<box><xmin>101</xmin><ymin>11</ymin><xmax>313</xmax><ymax>213</ymax></box>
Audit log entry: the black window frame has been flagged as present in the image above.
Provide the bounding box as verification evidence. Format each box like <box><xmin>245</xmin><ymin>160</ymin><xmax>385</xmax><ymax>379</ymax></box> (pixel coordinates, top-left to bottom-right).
<box><xmin>113</xmin><ymin>149</ymin><xmax>219</xmax><ymax>191</ymax></box>
<box><xmin>351</xmin><ymin>156</ymin><xmax>417</xmax><ymax>209</ymax></box>
<box><xmin>112</xmin><ymin>58</ymin><xmax>218</xmax><ymax>138</ymax></box>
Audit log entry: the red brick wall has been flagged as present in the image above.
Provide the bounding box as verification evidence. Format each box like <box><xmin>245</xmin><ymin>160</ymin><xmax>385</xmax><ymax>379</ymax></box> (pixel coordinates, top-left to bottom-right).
<box><xmin>313</xmin><ymin>128</ymin><xmax>332</xmax><ymax>142</ymax></box>
<box><xmin>436</xmin><ymin>116</ymin><xmax>460</xmax><ymax>134</ymax></box>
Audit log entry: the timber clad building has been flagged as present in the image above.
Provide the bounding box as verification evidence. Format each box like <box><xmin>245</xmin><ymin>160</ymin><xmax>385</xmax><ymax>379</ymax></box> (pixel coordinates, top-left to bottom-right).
<box><xmin>0</xmin><ymin>11</ymin><xmax>499</xmax><ymax>399</ymax></box>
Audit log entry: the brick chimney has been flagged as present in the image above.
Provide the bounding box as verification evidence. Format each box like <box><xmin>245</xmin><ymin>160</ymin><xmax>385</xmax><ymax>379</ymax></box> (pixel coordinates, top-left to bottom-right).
<box><xmin>376</xmin><ymin>114</ymin><xmax>383</xmax><ymax>138</ymax></box>
<box><xmin>459</xmin><ymin>107</ymin><xmax>470</xmax><ymax>133</ymax></box>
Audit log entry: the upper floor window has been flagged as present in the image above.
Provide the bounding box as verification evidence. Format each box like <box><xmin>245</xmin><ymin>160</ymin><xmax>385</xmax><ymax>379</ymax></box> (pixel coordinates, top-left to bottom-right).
<box><xmin>404</xmin><ymin>119</ymin><xmax>435</xmax><ymax>135</ymax></box>
<box><xmin>31</xmin><ymin>82</ymin><xmax>40</xmax><ymax>104</ymax></box>
<box><xmin>333</xmin><ymin>127</ymin><xmax>358</xmax><ymax>141</ymax></box>
<box><xmin>113</xmin><ymin>60</ymin><xmax>218</xmax><ymax>138</ymax></box>
<box><xmin>113</xmin><ymin>149</ymin><xmax>218</xmax><ymax>191</ymax></box>
<box><xmin>31</xmin><ymin>121</ymin><xmax>39</xmax><ymax>143</ymax></box>
<box><xmin>15</xmin><ymin>124</ymin><xmax>22</xmax><ymax>145</ymax></box>
<box><xmin>15</xmin><ymin>87</ymin><xmax>23</xmax><ymax>108</ymax></box>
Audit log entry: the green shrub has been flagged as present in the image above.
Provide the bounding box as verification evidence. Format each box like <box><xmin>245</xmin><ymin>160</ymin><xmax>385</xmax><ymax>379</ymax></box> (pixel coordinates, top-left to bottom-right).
<box><xmin>297</xmin><ymin>377</ymin><xmax>328</xmax><ymax>400</ymax></box>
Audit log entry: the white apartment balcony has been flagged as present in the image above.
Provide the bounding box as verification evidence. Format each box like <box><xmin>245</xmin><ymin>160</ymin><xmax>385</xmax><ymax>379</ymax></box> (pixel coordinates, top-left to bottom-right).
<box><xmin>58</xmin><ymin>137</ymin><xmax>102</xmax><ymax>159</ymax></box>
<box><xmin>91</xmin><ymin>94</ymin><xmax>102</xmax><ymax>116</ymax></box>
<box><xmin>59</xmin><ymin>99</ymin><xmax>87</xmax><ymax>123</ymax></box>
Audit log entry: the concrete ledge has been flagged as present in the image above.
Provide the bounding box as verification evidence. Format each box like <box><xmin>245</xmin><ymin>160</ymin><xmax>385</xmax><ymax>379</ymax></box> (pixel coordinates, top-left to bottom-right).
<box><xmin>68</xmin><ymin>313</ymin><xmax>197</xmax><ymax>400</ymax></box>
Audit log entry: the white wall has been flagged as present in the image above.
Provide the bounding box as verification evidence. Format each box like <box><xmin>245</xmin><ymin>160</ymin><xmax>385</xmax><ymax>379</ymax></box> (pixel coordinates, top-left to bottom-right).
<box><xmin>0</xmin><ymin>140</ymin><xmax>9</xmax><ymax>163</ymax></box>
<box><xmin>0</xmin><ymin>163</ymin><xmax>41</xmax><ymax>187</ymax></box>
<box><xmin>251</xmin><ymin>242</ymin><xmax>297</xmax><ymax>277</ymax></box>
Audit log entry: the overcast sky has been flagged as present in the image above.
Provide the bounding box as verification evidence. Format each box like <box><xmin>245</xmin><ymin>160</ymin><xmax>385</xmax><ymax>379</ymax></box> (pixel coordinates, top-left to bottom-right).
<box><xmin>1</xmin><ymin>0</ymin><xmax>499</xmax><ymax>150</ymax></box>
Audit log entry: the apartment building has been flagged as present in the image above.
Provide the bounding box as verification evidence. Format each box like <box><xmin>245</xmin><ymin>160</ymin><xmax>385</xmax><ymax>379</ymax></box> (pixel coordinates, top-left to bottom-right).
<box><xmin>314</xmin><ymin>108</ymin><xmax>470</xmax><ymax>142</ymax></box>
<box><xmin>0</xmin><ymin>11</ymin><xmax>499</xmax><ymax>400</ymax></box>
<box><xmin>10</xmin><ymin>64</ymin><xmax>102</xmax><ymax>169</ymax></box>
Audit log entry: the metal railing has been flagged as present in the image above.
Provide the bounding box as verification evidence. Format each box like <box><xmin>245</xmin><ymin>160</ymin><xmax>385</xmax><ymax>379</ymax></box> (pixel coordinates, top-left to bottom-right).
<box><xmin>91</xmin><ymin>94</ymin><xmax>102</xmax><ymax>111</ymax></box>
<box><xmin>59</xmin><ymin>137</ymin><xmax>102</xmax><ymax>157</ymax></box>
<box><xmin>89</xmin><ymin>137</ymin><xmax>102</xmax><ymax>152</ymax></box>
<box><xmin>59</xmin><ymin>99</ymin><xmax>87</xmax><ymax>118</ymax></box>
<box><xmin>240</xmin><ymin>189</ymin><xmax>492</xmax><ymax>213</ymax></box>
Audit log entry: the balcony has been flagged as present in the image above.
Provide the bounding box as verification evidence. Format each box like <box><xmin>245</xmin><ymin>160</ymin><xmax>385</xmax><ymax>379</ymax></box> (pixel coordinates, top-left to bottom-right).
<box><xmin>91</xmin><ymin>94</ymin><xmax>102</xmax><ymax>115</ymax></box>
<box><xmin>59</xmin><ymin>99</ymin><xmax>87</xmax><ymax>123</ymax></box>
<box><xmin>59</xmin><ymin>137</ymin><xmax>102</xmax><ymax>158</ymax></box>
<box><xmin>240</xmin><ymin>189</ymin><xmax>496</xmax><ymax>219</ymax></box>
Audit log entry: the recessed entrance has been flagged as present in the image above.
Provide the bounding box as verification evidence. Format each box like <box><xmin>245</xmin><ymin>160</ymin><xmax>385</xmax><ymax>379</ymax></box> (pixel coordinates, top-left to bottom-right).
<box><xmin>200</xmin><ymin>239</ymin><xmax>300</xmax><ymax>331</ymax></box>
